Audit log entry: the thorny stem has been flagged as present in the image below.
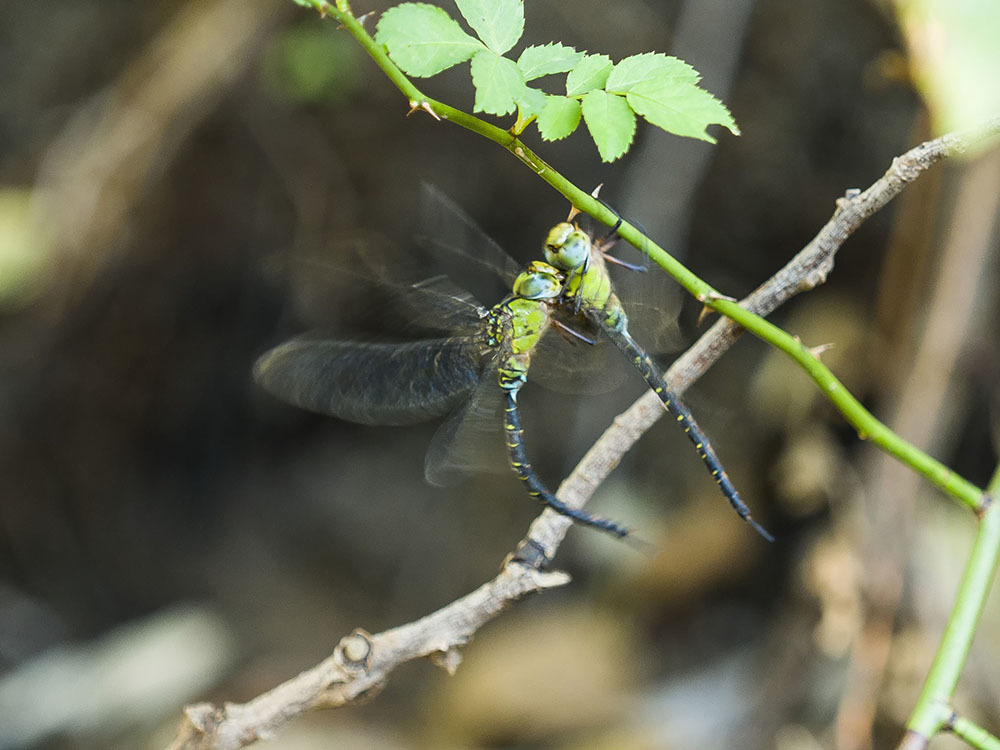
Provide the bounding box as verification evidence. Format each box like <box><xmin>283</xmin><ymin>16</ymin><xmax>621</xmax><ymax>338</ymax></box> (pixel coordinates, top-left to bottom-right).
<box><xmin>317</xmin><ymin>0</ymin><xmax>988</xmax><ymax>515</ymax></box>
<box><xmin>900</xmin><ymin>466</ymin><xmax>1000</xmax><ymax>748</ymax></box>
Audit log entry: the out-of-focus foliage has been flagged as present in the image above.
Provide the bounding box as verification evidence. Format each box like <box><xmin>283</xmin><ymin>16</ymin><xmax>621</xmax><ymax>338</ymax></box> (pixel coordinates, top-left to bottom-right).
<box><xmin>263</xmin><ymin>25</ymin><xmax>364</xmax><ymax>103</ymax></box>
<box><xmin>0</xmin><ymin>189</ymin><xmax>54</xmax><ymax>310</ymax></box>
<box><xmin>893</xmin><ymin>0</ymin><xmax>1000</xmax><ymax>143</ymax></box>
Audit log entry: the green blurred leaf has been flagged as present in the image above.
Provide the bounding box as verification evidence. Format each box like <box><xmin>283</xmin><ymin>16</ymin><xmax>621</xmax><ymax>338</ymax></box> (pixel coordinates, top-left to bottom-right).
<box><xmin>0</xmin><ymin>189</ymin><xmax>54</xmax><ymax>309</ymax></box>
<box><xmin>895</xmin><ymin>0</ymin><xmax>1000</xmax><ymax>141</ymax></box>
<box><xmin>581</xmin><ymin>90</ymin><xmax>635</xmax><ymax>162</ymax></box>
<box><xmin>470</xmin><ymin>49</ymin><xmax>526</xmax><ymax>115</ymax></box>
<box><xmin>375</xmin><ymin>3</ymin><xmax>482</xmax><ymax>77</ymax></box>
<box><xmin>454</xmin><ymin>0</ymin><xmax>524</xmax><ymax>55</ymax></box>
<box><xmin>565</xmin><ymin>54</ymin><xmax>613</xmax><ymax>96</ymax></box>
<box><xmin>622</xmin><ymin>76</ymin><xmax>738</xmax><ymax>143</ymax></box>
<box><xmin>517</xmin><ymin>43</ymin><xmax>584</xmax><ymax>81</ymax></box>
<box><xmin>264</xmin><ymin>26</ymin><xmax>362</xmax><ymax>103</ymax></box>
<box><xmin>537</xmin><ymin>96</ymin><xmax>582</xmax><ymax>141</ymax></box>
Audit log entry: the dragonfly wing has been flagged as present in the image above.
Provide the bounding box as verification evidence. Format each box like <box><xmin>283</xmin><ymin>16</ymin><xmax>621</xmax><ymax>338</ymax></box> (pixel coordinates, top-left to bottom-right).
<box><xmin>423</xmin><ymin>361</ymin><xmax>508</xmax><ymax>486</ymax></box>
<box><xmin>254</xmin><ymin>337</ymin><xmax>484</xmax><ymax>425</ymax></box>
<box><xmin>415</xmin><ymin>183</ymin><xmax>523</xmax><ymax>294</ymax></box>
<box><xmin>288</xmin><ymin>241</ymin><xmax>485</xmax><ymax>336</ymax></box>
<box><xmin>602</xmin><ymin>232</ymin><xmax>685</xmax><ymax>355</ymax></box>
<box><xmin>529</xmin><ymin>322</ymin><xmax>634</xmax><ymax>395</ymax></box>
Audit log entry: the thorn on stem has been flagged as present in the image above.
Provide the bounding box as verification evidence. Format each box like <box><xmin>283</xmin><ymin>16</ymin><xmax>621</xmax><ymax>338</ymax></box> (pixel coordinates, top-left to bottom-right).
<box><xmin>808</xmin><ymin>342</ymin><xmax>835</xmax><ymax>358</ymax></box>
<box><xmin>407</xmin><ymin>101</ymin><xmax>441</xmax><ymax>121</ymax></box>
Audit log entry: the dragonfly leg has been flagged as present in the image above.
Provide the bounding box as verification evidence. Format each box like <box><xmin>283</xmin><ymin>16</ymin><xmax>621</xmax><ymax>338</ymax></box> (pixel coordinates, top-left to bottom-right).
<box><xmin>551</xmin><ymin>318</ymin><xmax>597</xmax><ymax>346</ymax></box>
<box><xmin>601</xmin><ymin>325</ymin><xmax>774</xmax><ymax>542</ymax></box>
<box><xmin>504</xmin><ymin>391</ymin><xmax>631</xmax><ymax>538</ymax></box>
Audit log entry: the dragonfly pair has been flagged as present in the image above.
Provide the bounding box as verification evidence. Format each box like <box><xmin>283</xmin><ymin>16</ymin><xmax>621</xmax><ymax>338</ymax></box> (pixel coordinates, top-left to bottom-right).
<box><xmin>254</xmin><ymin>188</ymin><xmax>771</xmax><ymax>542</ymax></box>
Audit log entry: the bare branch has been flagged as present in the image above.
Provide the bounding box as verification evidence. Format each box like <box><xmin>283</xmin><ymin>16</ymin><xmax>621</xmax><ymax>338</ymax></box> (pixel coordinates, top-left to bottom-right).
<box><xmin>167</xmin><ymin>116</ymin><xmax>1000</xmax><ymax>749</ymax></box>
<box><xmin>167</xmin><ymin>562</ymin><xmax>570</xmax><ymax>749</ymax></box>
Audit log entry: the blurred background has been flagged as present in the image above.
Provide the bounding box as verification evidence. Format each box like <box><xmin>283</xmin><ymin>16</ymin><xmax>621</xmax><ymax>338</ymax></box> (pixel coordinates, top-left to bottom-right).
<box><xmin>0</xmin><ymin>0</ymin><xmax>998</xmax><ymax>748</ymax></box>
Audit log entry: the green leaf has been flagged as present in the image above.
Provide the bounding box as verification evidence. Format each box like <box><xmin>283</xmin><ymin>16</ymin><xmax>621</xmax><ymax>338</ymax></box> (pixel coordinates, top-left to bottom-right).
<box><xmin>565</xmin><ymin>54</ymin><xmax>613</xmax><ymax>96</ymax></box>
<box><xmin>581</xmin><ymin>90</ymin><xmax>635</xmax><ymax>162</ymax></box>
<box><xmin>375</xmin><ymin>3</ymin><xmax>482</xmax><ymax>77</ymax></box>
<box><xmin>625</xmin><ymin>79</ymin><xmax>738</xmax><ymax>143</ymax></box>
<box><xmin>470</xmin><ymin>49</ymin><xmax>527</xmax><ymax>115</ymax></box>
<box><xmin>454</xmin><ymin>0</ymin><xmax>523</xmax><ymax>55</ymax></box>
<box><xmin>606</xmin><ymin>52</ymin><xmax>698</xmax><ymax>92</ymax></box>
<box><xmin>514</xmin><ymin>86</ymin><xmax>547</xmax><ymax>118</ymax></box>
<box><xmin>517</xmin><ymin>43</ymin><xmax>584</xmax><ymax>81</ymax></box>
<box><xmin>537</xmin><ymin>96</ymin><xmax>582</xmax><ymax>141</ymax></box>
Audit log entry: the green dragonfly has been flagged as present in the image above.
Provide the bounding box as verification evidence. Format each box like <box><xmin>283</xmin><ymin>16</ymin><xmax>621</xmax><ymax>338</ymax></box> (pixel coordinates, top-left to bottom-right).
<box><xmin>541</xmin><ymin>216</ymin><xmax>773</xmax><ymax>541</ymax></box>
<box><xmin>254</xmin><ymin>191</ymin><xmax>634</xmax><ymax>537</ymax></box>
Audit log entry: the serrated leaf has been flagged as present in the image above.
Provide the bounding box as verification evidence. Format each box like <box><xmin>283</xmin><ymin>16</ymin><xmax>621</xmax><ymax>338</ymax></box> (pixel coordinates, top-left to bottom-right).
<box><xmin>581</xmin><ymin>90</ymin><xmax>635</xmax><ymax>162</ymax></box>
<box><xmin>514</xmin><ymin>86</ymin><xmax>547</xmax><ymax>118</ymax></box>
<box><xmin>565</xmin><ymin>54</ymin><xmax>613</xmax><ymax>96</ymax></box>
<box><xmin>517</xmin><ymin>43</ymin><xmax>584</xmax><ymax>81</ymax></box>
<box><xmin>537</xmin><ymin>96</ymin><xmax>582</xmax><ymax>141</ymax></box>
<box><xmin>625</xmin><ymin>78</ymin><xmax>738</xmax><ymax>143</ymax></box>
<box><xmin>470</xmin><ymin>49</ymin><xmax>527</xmax><ymax>116</ymax></box>
<box><xmin>375</xmin><ymin>3</ymin><xmax>482</xmax><ymax>77</ymax></box>
<box><xmin>606</xmin><ymin>52</ymin><xmax>698</xmax><ymax>92</ymax></box>
<box><xmin>454</xmin><ymin>0</ymin><xmax>523</xmax><ymax>55</ymax></box>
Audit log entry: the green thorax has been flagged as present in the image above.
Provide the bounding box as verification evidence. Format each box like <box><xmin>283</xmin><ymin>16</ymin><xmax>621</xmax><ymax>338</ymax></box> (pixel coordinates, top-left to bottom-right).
<box><xmin>489</xmin><ymin>261</ymin><xmax>563</xmax><ymax>393</ymax></box>
<box><xmin>544</xmin><ymin>222</ymin><xmax>628</xmax><ymax>334</ymax></box>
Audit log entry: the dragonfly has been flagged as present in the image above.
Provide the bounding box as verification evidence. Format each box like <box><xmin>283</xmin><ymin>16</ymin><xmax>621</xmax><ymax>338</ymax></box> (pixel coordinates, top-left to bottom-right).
<box><xmin>541</xmin><ymin>216</ymin><xmax>774</xmax><ymax>541</ymax></box>
<box><xmin>254</xmin><ymin>192</ymin><xmax>635</xmax><ymax>537</ymax></box>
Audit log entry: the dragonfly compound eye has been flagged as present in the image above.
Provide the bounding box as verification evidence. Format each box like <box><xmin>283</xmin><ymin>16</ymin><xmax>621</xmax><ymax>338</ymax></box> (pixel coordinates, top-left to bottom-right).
<box><xmin>513</xmin><ymin>262</ymin><xmax>563</xmax><ymax>300</ymax></box>
<box><xmin>543</xmin><ymin>222</ymin><xmax>591</xmax><ymax>271</ymax></box>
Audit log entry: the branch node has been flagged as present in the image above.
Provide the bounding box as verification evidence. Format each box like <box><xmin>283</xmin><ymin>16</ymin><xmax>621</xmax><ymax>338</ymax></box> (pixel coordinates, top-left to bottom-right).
<box><xmin>183</xmin><ymin>702</ymin><xmax>224</xmax><ymax>732</ymax></box>
<box><xmin>507</xmin><ymin>537</ymin><xmax>552</xmax><ymax>569</ymax></box>
<box><xmin>336</xmin><ymin>629</ymin><xmax>374</xmax><ymax>672</ymax></box>
<box><xmin>834</xmin><ymin>188</ymin><xmax>860</xmax><ymax>214</ymax></box>
<box><xmin>430</xmin><ymin>647</ymin><xmax>464</xmax><ymax>675</ymax></box>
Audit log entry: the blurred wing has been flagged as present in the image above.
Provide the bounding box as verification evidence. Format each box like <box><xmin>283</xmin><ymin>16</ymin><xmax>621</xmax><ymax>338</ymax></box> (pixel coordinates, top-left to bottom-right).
<box><xmin>590</xmin><ymin>216</ymin><xmax>686</xmax><ymax>355</ymax></box>
<box><xmin>288</xmin><ymin>240</ymin><xmax>486</xmax><ymax>336</ymax></box>
<box><xmin>423</xmin><ymin>361</ymin><xmax>509</xmax><ymax>485</ymax></box>
<box><xmin>415</xmin><ymin>183</ymin><xmax>523</xmax><ymax>297</ymax></box>
<box><xmin>254</xmin><ymin>337</ymin><xmax>485</xmax><ymax>425</ymax></box>
<box><xmin>529</xmin><ymin>320</ymin><xmax>634</xmax><ymax>395</ymax></box>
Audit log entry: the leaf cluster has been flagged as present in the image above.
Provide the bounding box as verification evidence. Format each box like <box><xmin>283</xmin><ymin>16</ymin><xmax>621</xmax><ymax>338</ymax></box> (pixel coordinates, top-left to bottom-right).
<box><xmin>373</xmin><ymin>0</ymin><xmax>738</xmax><ymax>161</ymax></box>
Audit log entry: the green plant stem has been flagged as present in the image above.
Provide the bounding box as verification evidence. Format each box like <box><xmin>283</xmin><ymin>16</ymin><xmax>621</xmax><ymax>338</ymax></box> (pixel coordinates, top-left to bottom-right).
<box><xmin>951</xmin><ymin>714</ymin><xmax>1000</xmax><ymax>750</ymax></box>
<box><xmin>314</xmin><ymin>0</ymin><xmax>986</xmax><ymax>515</ymax></box>
<box><xmin>904</xmin><ymin>465</ymin><xmax>1000</xmax><ymax>744</ymax></box>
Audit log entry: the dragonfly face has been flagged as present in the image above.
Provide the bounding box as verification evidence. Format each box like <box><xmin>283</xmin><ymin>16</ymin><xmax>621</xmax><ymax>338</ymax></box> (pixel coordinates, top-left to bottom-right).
<box><xmin>543</xmin><ymin>222</ymin><xmax>591</xmax><ymax>272</ymax></box>
<box><xmin>511</xmin><ymin>261</ymin><xmax>564</xmax><ymax>300</ymax></box>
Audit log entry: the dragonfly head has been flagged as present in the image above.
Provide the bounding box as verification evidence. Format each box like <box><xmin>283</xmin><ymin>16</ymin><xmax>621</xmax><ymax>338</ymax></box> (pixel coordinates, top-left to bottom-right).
<box><xmin>513</xmin><ymin>261</ymin><xmax>563</xmax><ymax>300</ymax></box>
<box><xmin>543</xmin><ymin>222</ymin><xmax>591</xmax><ymax>272</ymax></box>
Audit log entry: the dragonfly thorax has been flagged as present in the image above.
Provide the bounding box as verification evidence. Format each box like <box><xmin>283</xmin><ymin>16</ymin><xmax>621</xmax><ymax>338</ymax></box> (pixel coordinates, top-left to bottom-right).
<box><xmin>488</xmin><ymin>287</ymin><xmax>557</xmax><ymax>393</ymax></box>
